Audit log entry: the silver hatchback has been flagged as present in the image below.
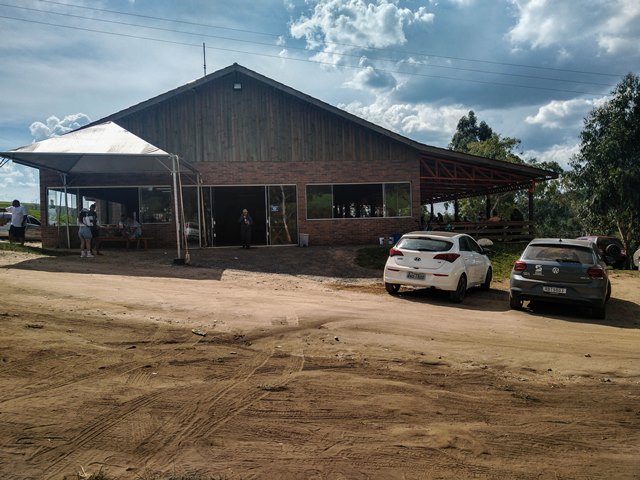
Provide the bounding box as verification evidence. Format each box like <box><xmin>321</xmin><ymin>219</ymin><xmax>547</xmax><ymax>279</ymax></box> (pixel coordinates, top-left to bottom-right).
<box><xmin>509</xmin><ymin>238</ymin><xmax>611</xmax><ymax>319</ymax></box>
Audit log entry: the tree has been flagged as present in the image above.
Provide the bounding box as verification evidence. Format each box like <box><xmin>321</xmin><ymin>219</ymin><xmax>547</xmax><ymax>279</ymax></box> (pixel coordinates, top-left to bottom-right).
<box><xmin>569</xmin><ymin>73</ymin><xmax>640</xmax><ymax>265</ymax></box>
<box><xmin>449</xmin><ymin>112</ymin><xmax>580</xmax><ymax>236</ymax></box>
<box><xmin>449</xmin><ymin>111</ymin><xmax>493</xmax><ymax>151</ymax></box>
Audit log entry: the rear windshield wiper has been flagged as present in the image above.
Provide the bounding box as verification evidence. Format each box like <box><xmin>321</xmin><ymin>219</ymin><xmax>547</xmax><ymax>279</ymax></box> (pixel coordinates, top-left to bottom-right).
<box><xmin>555</xmin><ymin>258</ymin><xmax>581</xmax><ymax>263</ymax></box>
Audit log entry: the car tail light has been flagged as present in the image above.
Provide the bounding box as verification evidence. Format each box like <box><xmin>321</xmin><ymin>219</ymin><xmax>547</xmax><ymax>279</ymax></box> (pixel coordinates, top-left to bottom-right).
<box><xmin>433</xmin><ymin>253</ymin><xmax>460</xmax><ymax>263</ymax></box>
<box><xmin>513</xmin><ymin>260</ymin><xmax>527</xmax><ymax>271</ymax></box>
<box><xmin>587</xmin><ymin>266</ymin><xmax>605</xmax><ymax>278</ymax></box>
<box><xmin>389</xmin><ymin>247</ymin><xmax>404</xmax><ymax>257</ymax></box>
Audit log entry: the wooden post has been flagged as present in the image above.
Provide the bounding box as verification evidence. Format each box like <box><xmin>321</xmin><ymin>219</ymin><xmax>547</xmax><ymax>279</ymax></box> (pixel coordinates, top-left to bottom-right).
<box><xmin>528</xmin><ymin>182</ymin><xmax>535</xmax><ymax>237</ymax></box>
<box><xmin>485</xmin><ymin>195</ymin><xmax>491</xmax><ymax>220</ymax></box>
<box><xmin>454</xmin><ymin>199</ymin><xmax>460</xmax><ymax>221</ymax></box>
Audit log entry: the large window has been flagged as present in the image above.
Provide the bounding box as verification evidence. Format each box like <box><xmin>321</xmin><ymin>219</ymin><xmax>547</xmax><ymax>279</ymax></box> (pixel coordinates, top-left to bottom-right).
<box><xmin>306</xmin><ymin>182</ymin><xmax>411</xmax><ymax>219</ymax></box>
<box><xmin>47</xmin><ymin>186</ymin><xmax>173</xmax><ymax>226</ymax></box>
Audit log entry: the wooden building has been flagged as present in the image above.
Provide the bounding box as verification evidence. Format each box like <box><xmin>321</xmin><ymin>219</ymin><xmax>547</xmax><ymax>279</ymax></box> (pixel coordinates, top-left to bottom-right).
<box><xmin>37</xmin><ymin>63</ymin><xmax>557</xmax><ymax>249</ymax></box>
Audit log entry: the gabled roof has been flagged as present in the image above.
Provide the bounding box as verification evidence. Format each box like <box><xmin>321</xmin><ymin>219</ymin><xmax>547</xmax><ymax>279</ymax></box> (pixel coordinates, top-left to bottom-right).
<box><xmin>93</xmin><ymin>63</ymin><xmax>558</xmax><ymax>202</ymax></box>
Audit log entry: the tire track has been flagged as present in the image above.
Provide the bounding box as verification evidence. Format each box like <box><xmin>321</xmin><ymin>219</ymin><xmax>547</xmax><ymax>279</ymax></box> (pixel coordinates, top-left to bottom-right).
<box><xmin>140</xmin><ymin>343</ymin><xmax>305</xmax><ymax>471</ymax></box>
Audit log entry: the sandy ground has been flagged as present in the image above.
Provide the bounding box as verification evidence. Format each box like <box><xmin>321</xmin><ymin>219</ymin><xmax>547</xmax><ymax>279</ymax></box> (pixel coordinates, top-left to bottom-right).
<box><xmin>0</xmin><ymin>244</ymin><xmax>639</xmax><ymax>480</ymax></box>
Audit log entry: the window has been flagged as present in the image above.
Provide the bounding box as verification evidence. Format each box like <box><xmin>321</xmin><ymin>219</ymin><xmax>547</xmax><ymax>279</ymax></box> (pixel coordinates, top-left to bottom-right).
<box><xmin>384</xmin><ymin>183</ymin><xmax>411</xmax><ymax>217</ymax></box>
<box><xmin>140</xmin><ymin>187</ymin><xmax>172</xmax><ymax>223</ymax></box>
<box><xmin>306</xmin><ymin>183</ymin><xmax>411</xmax><ymax>219</ymax></box>
<box><xmin>47</xmin><ymin>186</ymin><xmax>173</xmax><ymax>226</ymax></box>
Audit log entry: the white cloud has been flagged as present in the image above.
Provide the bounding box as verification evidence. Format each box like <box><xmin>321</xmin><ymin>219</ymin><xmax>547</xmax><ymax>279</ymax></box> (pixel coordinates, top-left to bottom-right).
<box><xmin>507</xmin><ymin>0</ymin><xmax>640</xmax><ymax>56</ymax></box>
<box><xmin>29</xmin><ymin>114</ymin><xmax>91</xmax><ymax>141</ymax></box>
<box><xmin>339</xmin><ymin>95</ymin><xmax>467</xmax><ymax>146</ymax></box>
<box><xmin>598</xmin><ymin>0</ymin><xmax>640</xmax><ymax>54</ymax></box>
<box><xmin>290</xmin><ymin>0</ymin><xmax>434</xmax><ymax>67</ymax></box>
<box><xmin>524</xmin><ymin>142</ymin><xmax>580</xmax><ymax>170</ymax></box>
<box><xmin>525</xmin><ymin>97</ymin><xmax>605</xmax><ymax>129</ymax></box>
<box><xmin>344</xmin><ymin>60</ymin><xmax>397</xmax><ymax>90</ymax></box>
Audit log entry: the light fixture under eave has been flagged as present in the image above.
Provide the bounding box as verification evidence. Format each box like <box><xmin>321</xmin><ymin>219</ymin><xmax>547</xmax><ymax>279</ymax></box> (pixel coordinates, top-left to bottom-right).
<box><xmin>233</xmin><ymin>82</ymin><xmax>242</xmax><ymax>90</ymax></box>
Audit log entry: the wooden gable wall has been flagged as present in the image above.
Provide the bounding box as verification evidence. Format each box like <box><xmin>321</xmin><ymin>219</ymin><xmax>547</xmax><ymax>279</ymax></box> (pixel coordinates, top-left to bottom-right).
<box><xmin>110</xmin><ymin>71</ymin><xmax>416</xmax><ymax>166</ymax></box>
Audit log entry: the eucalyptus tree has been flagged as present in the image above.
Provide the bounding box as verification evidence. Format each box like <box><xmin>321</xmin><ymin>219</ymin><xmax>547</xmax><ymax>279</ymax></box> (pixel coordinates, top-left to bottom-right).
<box><xmin>569</xmin><ymin>73</ymin><xmax>640</xmax><ymax>264</ymax></box>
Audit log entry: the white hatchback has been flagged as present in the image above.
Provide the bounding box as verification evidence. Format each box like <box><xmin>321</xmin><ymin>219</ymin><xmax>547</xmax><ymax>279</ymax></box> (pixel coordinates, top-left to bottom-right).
<box><xmin>383</xmin><ymin>231</ymin><xmax>493</xmax><ymax>302</ymax></box>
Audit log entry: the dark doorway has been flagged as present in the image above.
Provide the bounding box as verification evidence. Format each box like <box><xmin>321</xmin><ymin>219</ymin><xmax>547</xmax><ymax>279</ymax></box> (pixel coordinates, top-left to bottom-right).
<box><xmin>213</xmin><ymin>186</ymin><xmax>266</xmax><ymax>246</ymax></box>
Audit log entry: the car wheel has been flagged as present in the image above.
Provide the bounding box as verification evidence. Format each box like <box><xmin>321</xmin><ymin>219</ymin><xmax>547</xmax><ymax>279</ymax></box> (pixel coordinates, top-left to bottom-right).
<box><xmin>480</xmin><ymin>267</ymin><xmax>492</xmax><ymax>291</ymax></box>
<box><xmin>509</xmin><ymin>292</ymin><xmax>523</xmax><ymax>310</ymax></box>
<box><xmin>606</xmin><ymin>281</ymin><xmax>612</xmax><ymax>301</ymax></box>
<box><xmin>449</xmin><ymin>274</ymin><xmax>467</xmax><ymax>303</ymax></box>
<box><xmin>385</xmin><ymin>283</ymin><xmax>401</xmax><ymax>295</ymax></box>
<box><xmin>592</xmin><ymin>303</ymin><xmax>606</xmax><ymax>320</ymax></box>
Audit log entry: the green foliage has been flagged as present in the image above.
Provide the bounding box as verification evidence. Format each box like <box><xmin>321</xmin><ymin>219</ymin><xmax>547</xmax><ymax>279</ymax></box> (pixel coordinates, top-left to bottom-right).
<box><xmin>448</xmin><ymin>112</ymin><xmax>584</xmax><ymax>238</ymax></box>
<box><xmin>355</xmin><ymin>246</ymin><xmax>390</xmax><ymax>270</ymax></box>
<box><xmin>487</xmin><ymin>243</ymin><xmax>527</xmax><ymax>281</ymax></box>
<box><xmin>448</xmin><ymin>110</ymin><xmax>493</xmax><ymax>151</ymax></box>
<box><xmin>569</xmin><ymin>72</ymin><xmax>640</xmax><ymax>262</ymax></box>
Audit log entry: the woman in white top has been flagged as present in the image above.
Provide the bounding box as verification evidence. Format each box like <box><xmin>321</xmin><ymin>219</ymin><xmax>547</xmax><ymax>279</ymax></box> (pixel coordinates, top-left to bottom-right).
<box><xmin>77</xmin><ymin>208</ymin><xmax>94</xmax><ymax>257</ymax></box>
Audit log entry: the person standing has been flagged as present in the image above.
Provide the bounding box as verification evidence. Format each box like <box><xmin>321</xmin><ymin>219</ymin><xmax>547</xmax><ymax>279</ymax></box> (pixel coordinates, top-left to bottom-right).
<box><xmin>1</xmin><ymin>199</ymin><xmax>28</xmax><ymax>245</ymax></box>
<box><xmin>238</xmin><ymin>208</ymin><xmax>253</xmax><ymax>249</ymax></box>
<box><xmin>78</xmin><ymin>208</ymin><xmax>93</xmax><ymax>257</ymax></box>
<box><xmin>87</xmin><ymin>203</ymin><xmax>100</xmax><ymax>255</ymax></box>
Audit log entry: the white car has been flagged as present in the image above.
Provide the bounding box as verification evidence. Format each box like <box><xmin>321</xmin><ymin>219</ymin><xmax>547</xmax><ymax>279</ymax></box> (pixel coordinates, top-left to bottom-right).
<box><xmin>383</xmin><ymin>231</ymin><xmax>493</xmax><ymax>302</ymax></box>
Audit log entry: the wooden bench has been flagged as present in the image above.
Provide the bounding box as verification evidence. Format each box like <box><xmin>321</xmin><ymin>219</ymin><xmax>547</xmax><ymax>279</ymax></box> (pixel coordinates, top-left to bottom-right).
<box><xmin>95</xmin><ymin>236</ymin><xmax>150</xmax><ymax>252</ymax></box>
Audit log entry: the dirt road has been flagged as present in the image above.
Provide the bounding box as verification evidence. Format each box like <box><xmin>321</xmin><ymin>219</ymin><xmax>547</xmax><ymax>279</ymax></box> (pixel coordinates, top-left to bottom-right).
<box><xmin>1</xmin><ymin>246</ymin><xmax>639</xmax><ymax>479</ymax></box>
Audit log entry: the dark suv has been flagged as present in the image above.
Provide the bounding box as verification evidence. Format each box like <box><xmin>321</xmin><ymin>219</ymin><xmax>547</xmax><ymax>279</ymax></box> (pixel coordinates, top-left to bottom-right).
<box><xmin>577</xmin><ymin>236</ymin><xmax>627</xmax><ymax>268</ymax></box>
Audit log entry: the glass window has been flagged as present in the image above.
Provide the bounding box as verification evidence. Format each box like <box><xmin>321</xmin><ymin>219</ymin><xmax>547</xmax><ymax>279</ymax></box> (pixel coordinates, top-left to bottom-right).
<box><xmin>333</xmin><ymin>184</ymin><xmax>382</xmax><ymax>218</ymax></box>
<box><xmin>47</xmin><ymin>186</ymin><xmax>173</xmax><ymax>226</ymax></box>
<box><xmin>384</xmin><ymin>183</ymin><xmax>411</xmax><ymax>217</ymax></box>
<box><xmin>306</xmin><ymin>182</ymin><xmax>411</xmax><ymax>219</ymax></box>
<box><xmin>306</xmin><ymin>185</ymin><xmax>333</xmax><ymax>219</ymax></box>
<box><xmin>47</xmin><ymin>188</ymin><xmax>78</xmax><ymax>226</ymax></box>
<box><xmin>140</xmin><ymin>187</ymin><xmax>172</xmax><ymax>223</ymax></box>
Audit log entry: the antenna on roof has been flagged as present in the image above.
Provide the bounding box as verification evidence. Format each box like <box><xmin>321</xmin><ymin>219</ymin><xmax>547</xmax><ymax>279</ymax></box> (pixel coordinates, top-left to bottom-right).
<box><xmin>202</xmin><ymin>43</ymin><xmax>207</xmax><ymax>77</ymax></box>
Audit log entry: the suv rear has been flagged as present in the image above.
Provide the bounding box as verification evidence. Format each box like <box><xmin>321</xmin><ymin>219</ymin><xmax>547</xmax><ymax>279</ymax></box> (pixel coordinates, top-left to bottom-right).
<box><xmin>577</xmin><ymin>236</ymin><xmax>627</xmax><ymax>268</ymax></box>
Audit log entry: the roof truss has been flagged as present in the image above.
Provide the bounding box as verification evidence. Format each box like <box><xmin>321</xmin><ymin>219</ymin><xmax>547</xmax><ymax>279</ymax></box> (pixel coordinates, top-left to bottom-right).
<box><xmin>420</xmin><ymin>154</ymin><xmax>557</xmax><ymax>204</ymax></box>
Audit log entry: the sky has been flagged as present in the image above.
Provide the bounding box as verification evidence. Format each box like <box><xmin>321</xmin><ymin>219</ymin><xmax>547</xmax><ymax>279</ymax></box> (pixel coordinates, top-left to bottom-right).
<box><xmin>1</xmin><ymin>0</ymin><xmax>639</xmax><ymax>203</ymax></box>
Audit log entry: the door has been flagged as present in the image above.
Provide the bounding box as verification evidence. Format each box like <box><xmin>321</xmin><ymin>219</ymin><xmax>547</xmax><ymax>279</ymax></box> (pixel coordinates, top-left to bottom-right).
<box><xmin>182</xmin><ymin>185</ymin><xmax>298</xmax><ymax>247</ymax></box>
<box><xmin>267</xmin><ymin>185</ymin><xmax>298</xmax><ymax>246</ymax></box>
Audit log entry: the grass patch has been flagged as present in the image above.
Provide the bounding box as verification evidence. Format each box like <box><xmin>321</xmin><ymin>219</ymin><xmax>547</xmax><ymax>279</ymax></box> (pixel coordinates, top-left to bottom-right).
<box><xmin>0</xmin><ymin>240</ymin><xmax>57</xmax><ymax>256</ymax></box>
<box><xmin>355</xmin><ymin>246</ymin><xmax>390</xmax><ymax>270</ymax></box>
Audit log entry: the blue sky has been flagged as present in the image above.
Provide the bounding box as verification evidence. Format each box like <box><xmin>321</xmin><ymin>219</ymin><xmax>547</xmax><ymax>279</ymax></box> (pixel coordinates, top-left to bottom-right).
<box><xmin>1</xmin><ymin>0</ymin><xmax>639</xmax><ymax>203</ymax></box>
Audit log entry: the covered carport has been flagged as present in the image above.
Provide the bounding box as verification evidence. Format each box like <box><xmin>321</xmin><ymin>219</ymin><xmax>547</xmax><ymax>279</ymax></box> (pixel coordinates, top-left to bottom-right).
<box><xmin>417</xmin><ymin>147</ymin><xmax>559</xmax><ymax>241</ymax></box>
<box><xmin>0</xmin><ymin>122</ymin><xmax>200</xmax><ymax>261</ymax></box>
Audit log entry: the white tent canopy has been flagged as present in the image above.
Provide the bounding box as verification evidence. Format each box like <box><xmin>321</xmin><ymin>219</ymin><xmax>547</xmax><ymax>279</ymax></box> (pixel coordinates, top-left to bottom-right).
<box><xmin>0</xmin><ymin>121</ymin><xmax>198</xmax><ymax>259</ymax></box>
<box><xmin>0</xmin><ymin>121</ymin><xmax>197</xmax><ymax>174</ymax></box>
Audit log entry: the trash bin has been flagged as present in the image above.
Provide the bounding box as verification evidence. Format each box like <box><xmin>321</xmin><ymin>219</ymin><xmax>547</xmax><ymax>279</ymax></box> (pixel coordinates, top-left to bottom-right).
<box><xmin>392</xmin><ymin>233</ymin><xmax>402</xmax><ymax>244</ymax></box>
<box><xmin>379</xmin><ymin>236</ymin><xmax>385</xmax><ymax>246</ymax></box>
<box><xmin>298</xmin><ymin>233</ymin><xmax>309</xmax><ymax>247</ymax></box>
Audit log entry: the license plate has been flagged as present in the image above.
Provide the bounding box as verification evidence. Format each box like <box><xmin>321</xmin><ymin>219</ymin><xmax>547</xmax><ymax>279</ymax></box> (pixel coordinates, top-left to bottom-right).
<box><xmin>407</xmin><ymin>271</ymin><xmax>426</xmax><ymax>280</ymax></box>
<box><xmin>543</xmin><ymin>286</ymin><xmax>566</xmax><ymax>294</ymax></box>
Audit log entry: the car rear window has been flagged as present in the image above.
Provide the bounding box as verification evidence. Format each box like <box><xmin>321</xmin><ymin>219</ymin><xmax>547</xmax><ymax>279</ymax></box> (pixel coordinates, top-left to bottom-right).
<box><xmin>399</xmin><ymin>238</ymin><xmax>453</xmax><ymax>252</ymax></box>
<box><xmin>523</xmin><ymin>244</ymin><xmax>594</xmax><ymax>264</ymax></box>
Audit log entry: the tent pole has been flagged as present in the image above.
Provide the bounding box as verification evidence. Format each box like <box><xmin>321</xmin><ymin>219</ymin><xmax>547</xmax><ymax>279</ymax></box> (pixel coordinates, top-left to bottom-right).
<box><xmin>176</xmin><ymin>156</ymin><xmax>190</xmax><ymax>264</ymax></box>
<box><xmin>63</xmin><ymin>173</ymin><xmax>70</xmax><ymax>249</ymax></box>
<box><xmin>172</xmin><ymin>155</ymin><xmax>182</xmax><ymax>260</ymax></box>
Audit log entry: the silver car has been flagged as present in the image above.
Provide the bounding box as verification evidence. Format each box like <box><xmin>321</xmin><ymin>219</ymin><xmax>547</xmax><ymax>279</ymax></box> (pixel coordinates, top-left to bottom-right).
<box><xmin>509</xmin><ymin>238</ymin><xmax>611</xmax><ymax>319</ymax></box>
